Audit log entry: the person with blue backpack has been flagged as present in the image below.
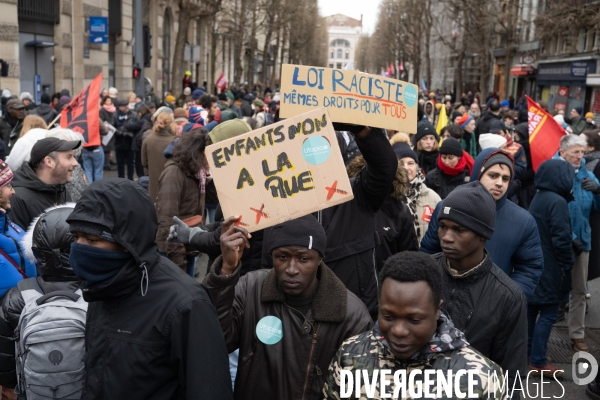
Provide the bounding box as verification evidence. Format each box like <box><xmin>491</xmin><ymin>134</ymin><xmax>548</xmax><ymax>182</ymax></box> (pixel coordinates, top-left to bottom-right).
<box><xmin>0</xmin><ymin>161</ymin><xmax>35</xmax><ymax>301</ymax></box>
<box><xmin>0</xmin><ymin>203</ymin><xmax>81</xmax><ymax>400</ymax></box>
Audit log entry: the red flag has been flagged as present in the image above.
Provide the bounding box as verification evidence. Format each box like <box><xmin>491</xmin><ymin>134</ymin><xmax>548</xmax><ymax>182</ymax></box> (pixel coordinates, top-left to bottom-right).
<box><xmin>526</xmin><ymin>95</ymin><xmax>565</xmax><ymax>171</ymax></box>
<box><xmin>398</xmin><ymin>61</ymin><xmax>404</xmax><ymax>72</ymax></box>
<box><xmin>215</xmin><ymin>72</ymin><xmax>227</xmax><ymax>91</ymax></box>
<box><xmin>60</xmin><ymin>74</ymin><xmax>102</xmax><ymax>147</ymax></box>
<box><xmin>387</xmin><ymin>63</ymin><xmax>394</xmax><ymax>76</ymax></box>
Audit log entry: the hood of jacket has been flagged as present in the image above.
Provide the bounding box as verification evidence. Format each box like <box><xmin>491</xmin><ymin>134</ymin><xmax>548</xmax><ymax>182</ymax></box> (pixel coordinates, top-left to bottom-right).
<box><xmin>66</xmin><ymin>179</ymin><xmax>160</xmax><ymax>300</ymax></box>
<box><xmin>534</xmin><ymin>159</ymin><xmax>574</xmax><ymax>201</ymax></box>
<box><xmin>470</xmin><ymin>148</ymin><xmax>513</xmax><ymax>209</ymax></box>
<box><xmin>12</xmin><ymin>161</ymin><xmax>67</xmax><ymax>194</ymax></box>
<box><xmin>373</xmin><ymin>309</ymin><xmax>468</xmax><ymax>361</ymax></box>
<box><xmin>347</xmin><ymin>154</ymin><xmax>407</xmax><ymax>201</ymax></box>
<box><xmin>33</xmin><ymin>104</ymin><xmax>56</xmax><ymax>120</ymax></box>
<box><xmin>22</xmin><ymin>203</ymin><xmax>78</xmax><ymax>280</ymax></box>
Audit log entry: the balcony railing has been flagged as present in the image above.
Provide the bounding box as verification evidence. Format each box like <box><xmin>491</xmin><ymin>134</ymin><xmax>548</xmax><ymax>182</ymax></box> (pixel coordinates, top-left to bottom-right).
<box><xmin>18</xmin><ymin>0</ymin><xmax>60</xmax><ymax>24</ymax></box>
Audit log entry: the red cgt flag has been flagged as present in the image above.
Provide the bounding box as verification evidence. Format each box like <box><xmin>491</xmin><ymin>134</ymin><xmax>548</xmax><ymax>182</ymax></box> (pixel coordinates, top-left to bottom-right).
<box><xmin>526</xmin><ymin>95</ymin><xmax>565</xmax><ymax>171</ymax></box>
<box><xmin>60</xmin><ymin>74</ymin><xmax>102</xmax><ymax>147</ymax></box>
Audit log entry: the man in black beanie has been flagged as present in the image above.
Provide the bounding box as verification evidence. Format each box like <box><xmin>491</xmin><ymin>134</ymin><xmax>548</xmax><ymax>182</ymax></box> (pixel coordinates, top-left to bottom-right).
<box><xmin>203</xmin><ymin>215</ymin><xmax>372</xmax><ymax>400</ymax></box>
<box><xmin>433</xmin><ymin>181</ymin><xmax>527</xmax><ymax>399</ymax></box>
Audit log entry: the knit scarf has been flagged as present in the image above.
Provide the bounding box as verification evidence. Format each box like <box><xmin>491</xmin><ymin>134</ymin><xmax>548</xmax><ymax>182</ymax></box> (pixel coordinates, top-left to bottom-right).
<box><xmin>102</xmin><ymin>104</ymin><xmax>116</xmax><ymax>113</ymax></box>
<box><xmin>405</xmin><ymin>171</ymin><xmax>425</xmax><ymax>239</ymax></box>
<box><xmin>418</xmin><ymin>151</ymin><xmax>438</xmax><ymax>175</ymax></box>
<box><xmin>195</xmin><ymin>168</ymin><xmax>212</xmax><ymax>194</ymax></box>
<box><xmin>437</xmin><ymin>152</ymin><xmax>474</xmax><ymax>176</ymax></box>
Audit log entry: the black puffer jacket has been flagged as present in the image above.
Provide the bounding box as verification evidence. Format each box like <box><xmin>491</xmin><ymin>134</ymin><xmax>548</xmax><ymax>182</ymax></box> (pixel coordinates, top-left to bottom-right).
<box><xmin>424</xmin><ymin>167</ymin><xmax>469</xmax><ymax>199</ymax></box>
<box><xmin>66</xmin><ymin>179</ymin><xmax>232</xmax><ymax>400</ymax></box>
<box><xmin>434</xmin><ymin>251</ymin><xmax>527</xmax><ymax>397</ymax></box>
<box><xmin>31</xmin><ymin>104</ymin><xmax>58</xmax><ymax>126</ymax></box>
<box><xmin>125</xmin><ymin>112</ymin><xmax>152</xmax><ymax>152</ymax></box>
<box><xmin>0</xmin><ymin>204</ymin><xmax>82</xmax><ymax>388</ymax></box>
<box><xmin>262</xmin><ymin>129</ymin><xmax>397</xmax><ymax>317</ymax></box>
<box><xmin>347</xmin><ymin>155</ymin><xmax>418</xmax><ymax>272</ymax></box>
<box><xmin>10</xmin><ymin>162</ymin><xmax>71</xmax><ymax>230</ymax></box>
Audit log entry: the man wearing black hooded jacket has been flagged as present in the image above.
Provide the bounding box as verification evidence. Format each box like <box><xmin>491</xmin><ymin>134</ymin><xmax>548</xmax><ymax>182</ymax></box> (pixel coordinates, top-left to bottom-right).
<box><xmin>66</xmin><ymin>179</ymin><xmax>232</xmax><ymax>400</ymax></box>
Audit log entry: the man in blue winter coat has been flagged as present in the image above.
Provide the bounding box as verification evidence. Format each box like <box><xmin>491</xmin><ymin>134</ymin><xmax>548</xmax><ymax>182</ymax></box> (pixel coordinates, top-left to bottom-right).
<box><xmin>555</xmin><ymin>134</ymin><xmax>600</xmax><ymax>352</ymax></box>
<box><xmin>421</xmin><ymin>148</ymin><xmax>544</xmax><ymax>301</ymax></box>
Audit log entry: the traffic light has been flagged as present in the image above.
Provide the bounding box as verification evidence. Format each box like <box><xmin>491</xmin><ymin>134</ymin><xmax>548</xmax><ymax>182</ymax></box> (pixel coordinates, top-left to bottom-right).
<box><xmin>0</xmin><ymin>59</ymin><xmax>8</xmax><ymax>77</ymax></box>
<box><xmin>133</xmin><ymin>64</ymin><xmax>141</xmax><ymax>79</ymax></box>
<box><xmin>143</xmin><ymin>26</ymin><xmax>152</xmax><ymax>68</ymax></box>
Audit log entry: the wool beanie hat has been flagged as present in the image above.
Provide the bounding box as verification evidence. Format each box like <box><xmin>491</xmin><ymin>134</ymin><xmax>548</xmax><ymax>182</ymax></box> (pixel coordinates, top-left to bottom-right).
<box><xmin>479</xmin><ymin>151</ymin><xmax>514</xmax><ymax>181</ymax></box>
<box><xmin>192</xmin><ymin>89</ymin><xmax>205</xmax><ymax>100</ymax></box>
<box><xmin>457</xmin><ymin>114</ymin><xmax>473</xmax><ymax>128</ymax></box>
<box><xmin>438</xmin><ymin>181</ymin><xmax>496</xmax><ymax>239</ymax></box>
<box><xmin>0</xmin><ymin>162</ymin><xmax>13</xmax><ymax>189</ymax></box>
<box><xmin>439</xmin><ymin>138</ymin><xmax>463</xmax><ymax>157</ymax></box>
<box><xmin>574</xmin><ymin>107</ymin><xmax>583</xmax><ymax>116</ymax></box>
<box><xmin>451</xmin><ymin>111</ymin><xmax>463</xmax><ymax>122</ymax></box>
<box><xmin>268</xmin><ymin>215</ymin><xmax>327</xmax><ymax>256</ymax></box>
<box><xmin>69</xmin><ymin>221</ymin><xmax>116</xmax><ymax>243</ymax></box>
<box><xmin>500</xmin><ymin>99</ymin><xmax>510</xmax><ymax>108</ymax></box>
<box><xmin>479</xmin><ymin>133</ymin><xmax>507</xmax><ymax>150</ymax></box>
<box><xmin>183</xmin><ymin>87</ymin><xmax>192</xmax><ymax>96</ymax></box>
<box><xmin>413</xmin><ymin>122</ymin><xmax>439</xmax><ymax>145</ymax></box>
<box><xmin>392</xmin><ymin>142</ymin><xmax>418</xmax><ymax>162</ymax></box>
<box><xmin>586</xmin><ymin>112</ymin><xmax>594</xmax><ymax>119</ymax></box>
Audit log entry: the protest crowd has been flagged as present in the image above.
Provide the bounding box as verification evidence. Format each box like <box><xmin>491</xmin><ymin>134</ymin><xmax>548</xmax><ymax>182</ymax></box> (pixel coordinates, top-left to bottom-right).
<box><xmin>0</xmin><ymin>74</ymin><xmax>598</xmax><ymax>400</ymax></box>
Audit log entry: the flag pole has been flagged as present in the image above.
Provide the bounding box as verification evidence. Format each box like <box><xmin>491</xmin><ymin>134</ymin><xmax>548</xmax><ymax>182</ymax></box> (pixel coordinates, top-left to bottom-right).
<box><xmin>48</xmin><ymin>113</ymin><xmax>61</xmax><ymax>128</ymax></box>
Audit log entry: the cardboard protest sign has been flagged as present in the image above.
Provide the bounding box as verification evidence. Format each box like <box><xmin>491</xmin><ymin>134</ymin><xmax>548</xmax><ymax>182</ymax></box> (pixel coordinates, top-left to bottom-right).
<box><xmin>207</xmin><ymin>108</ymin><xmax>353</xmax><ymax>232</ymax></box>
<box><xmin>279</xmin><ymin>64</ymin><xmax>419</xmax><ymax>133</ymax></box>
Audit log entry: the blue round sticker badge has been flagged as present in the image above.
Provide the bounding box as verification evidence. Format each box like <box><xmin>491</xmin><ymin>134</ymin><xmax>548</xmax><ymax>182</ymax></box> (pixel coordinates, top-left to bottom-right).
<box><xmin>403</xmin><ymin>85</ymin><xmax>418</xmax><ymax>108</ymax></box>
<box><xmin>302</xmin><ymin>136</ymin><xmax>331</xmax><ymax>165</ymax></box>
<box><xmin>256</xmin><ymin>316</ymin><xmax>283</xmax><ymax>345</ymax></box>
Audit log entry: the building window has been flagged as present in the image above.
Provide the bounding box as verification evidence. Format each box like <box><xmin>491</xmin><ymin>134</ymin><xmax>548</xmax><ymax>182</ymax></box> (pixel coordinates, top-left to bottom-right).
<box><xmin>336</xmin><ymin>63</ymin><xmax>342</xmax><ymax>69</ymax></box>
<box><xmin>337</xmin><ymin>49</ymin><xmax>343</xmax><ymax>59</ymax></box>
<box><xmin>18</xmin><ymin>0</ymin><xmax>60</xmax><ymax>24</ymax></box>
<box><xmin>330</xmin><ymin>49</ymin><xmax>334</xmax><ymax>59</ymax></box>
<box><xmin>345</xmin><ymin>50</ymin><xmax>349</xmax><ymax>59</ymax></box>
<box><xmin>329</xmin><ymin>64</ymin><xmax>333</xmax><ymax>68</ymax></box>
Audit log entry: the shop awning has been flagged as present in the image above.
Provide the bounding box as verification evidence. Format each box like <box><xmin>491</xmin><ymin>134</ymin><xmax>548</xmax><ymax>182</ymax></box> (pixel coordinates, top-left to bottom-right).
<box><xmin>510</xmin><ymin>64</ymin><xmax>535</xmax><ymax>76</ymax></box>
<box><xmin>24</xmin><ymin>40</ymin><xmax>58</xmax><ymax>48</ymax></box>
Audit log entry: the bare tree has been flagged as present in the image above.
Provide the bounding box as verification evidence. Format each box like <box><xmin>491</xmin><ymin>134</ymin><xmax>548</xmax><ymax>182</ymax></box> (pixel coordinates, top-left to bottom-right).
<box><xmin>171</xmin><ymin>0</ymin><xmax>222</xmax><ymax>97</ymax></box>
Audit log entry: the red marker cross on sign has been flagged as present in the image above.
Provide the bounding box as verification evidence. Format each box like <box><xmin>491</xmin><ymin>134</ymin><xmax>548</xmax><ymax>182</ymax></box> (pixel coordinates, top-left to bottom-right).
<box><xmin>325</xmin><ymin>180</ymin><xmax>348</xmax><ymax>201</ymax></box>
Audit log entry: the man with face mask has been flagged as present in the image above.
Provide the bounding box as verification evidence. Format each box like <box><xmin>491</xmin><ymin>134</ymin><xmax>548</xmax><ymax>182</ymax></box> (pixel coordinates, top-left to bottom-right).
<box><xmin>203</xmin><ymin>214</ymin><xmax>372</xmax><ymax>400</ymax></box>
<box><xmin>323</xmin><ymin>252</ymin><xmax>506</xmax><ymax>399</ymax></box>
<box><xmin>67</xmin><ymin>178</ymin><xmax>232</xmax><ymax>400</ymax></box>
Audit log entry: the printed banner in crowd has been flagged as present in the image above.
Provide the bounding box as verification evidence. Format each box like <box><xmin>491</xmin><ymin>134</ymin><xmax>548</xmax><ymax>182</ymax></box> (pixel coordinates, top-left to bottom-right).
<box><xmin>206</xmin><ymin>108</ymin><xmax>353</xmax><ymax>232</ymax></box>
<box><xmin>60</xmin><ymin>74</ymin><xmax>102</xmax><ymax>147</ymax></box>
<box><xmin>526</xmin><ymin>95</ymin><xmax>565</xmax><ymax>171</ymax></box>
<box><xmin>279</xmin><ymin>64</ymin><xmax>418</xmax><ymax>132</ymax></box>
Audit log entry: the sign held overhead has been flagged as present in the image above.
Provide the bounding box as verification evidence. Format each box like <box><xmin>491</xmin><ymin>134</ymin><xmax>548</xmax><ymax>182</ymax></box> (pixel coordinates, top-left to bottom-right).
<box><xmin>207</xmin><ymin>108</ymin><xmax>353</xmax><ymax>232</ymax></box>
<box><xmin>279</xmin><ymin>64</ymin><xmax>419</xmax><ymax>133</ymax></box>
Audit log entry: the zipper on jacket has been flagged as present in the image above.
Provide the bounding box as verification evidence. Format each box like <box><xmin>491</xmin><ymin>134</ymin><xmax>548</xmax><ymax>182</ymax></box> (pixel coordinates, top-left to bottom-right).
<box><xmin>301</xmin><ymin>323</ymin><xmax>321</xmax><ymax>400</ymax></box>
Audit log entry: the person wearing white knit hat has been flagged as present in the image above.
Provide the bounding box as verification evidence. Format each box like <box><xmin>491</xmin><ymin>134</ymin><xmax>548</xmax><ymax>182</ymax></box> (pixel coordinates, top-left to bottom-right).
<box><xmin>479</xmin><ymin>133</ymin><xmax>507</xmax><ymax>150</ymax></box>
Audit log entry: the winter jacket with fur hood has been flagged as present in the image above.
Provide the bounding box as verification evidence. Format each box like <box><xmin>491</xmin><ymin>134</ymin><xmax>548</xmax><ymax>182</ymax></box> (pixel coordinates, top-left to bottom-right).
<box><xmin>347</xmin><ymin>155</ymin><xmax>418</xmax><ymax>271</ymax></box>
<box><xmin>0</xmin><ymin>204</ymin><xmax>82</xmax><ymax>389</ymax></box>
<box><xmin>203</xmin><ymin>256</ymin><xmax>373</xmax><ymax>400</ymax></box>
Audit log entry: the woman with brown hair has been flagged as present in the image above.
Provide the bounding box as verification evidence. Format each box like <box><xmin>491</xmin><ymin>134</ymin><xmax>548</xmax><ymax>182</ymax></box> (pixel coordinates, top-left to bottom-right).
<box><xmin>155</xmin><ymin>128</ymin><xmax>209</xmax><ymax>275</ymax></box>
<box><xmin>141</xmin><ymin>111</ymin><xmax>176</xmax><ymax>201</ymax></box>
<box><xmin>19</xmin><ymin>115</ymin><xmax>47</xmax><ymax>138</ymax></box>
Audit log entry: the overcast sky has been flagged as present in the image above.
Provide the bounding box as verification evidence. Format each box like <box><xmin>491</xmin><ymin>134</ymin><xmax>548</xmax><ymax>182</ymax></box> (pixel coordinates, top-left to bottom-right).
<box><xmin>318</xmin><ymin>0</ymin><xmax>382</xmax><ymax>34</ymax></box>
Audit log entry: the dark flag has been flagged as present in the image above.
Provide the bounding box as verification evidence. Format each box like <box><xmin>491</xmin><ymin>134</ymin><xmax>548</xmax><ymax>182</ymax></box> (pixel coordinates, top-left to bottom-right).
<box><xmin>60</xmin><ymin>74</ymin><xmax>102</xmax><ymax>147</ymax></box>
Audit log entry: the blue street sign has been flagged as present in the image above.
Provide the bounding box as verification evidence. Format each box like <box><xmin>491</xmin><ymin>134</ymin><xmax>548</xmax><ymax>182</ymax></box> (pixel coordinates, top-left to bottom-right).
<box><xmin>90</xmin><ymin>35</ymin><xmax>108</xmax><ymax>44</ymax></box>
<box><xmin>34</xmin><ymin>75</ymin><xmax>41</xmax><ymax>105</ymax></box>
<box><xmin>89</xmin><ymin>16</ymin><xmax>108</xmax><ymax>35</ymax></box>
